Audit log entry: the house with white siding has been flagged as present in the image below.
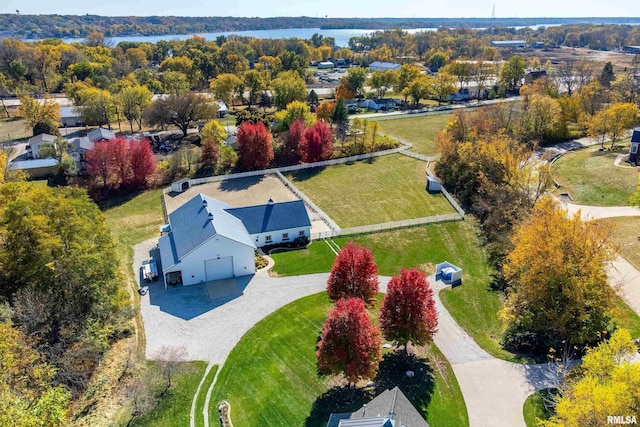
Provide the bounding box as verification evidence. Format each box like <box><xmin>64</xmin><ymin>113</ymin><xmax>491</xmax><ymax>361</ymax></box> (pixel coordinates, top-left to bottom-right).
<box><xmin>158</xmin><ymin>194</ymin><xmax>311</xmax><ymax>287</ymax></box>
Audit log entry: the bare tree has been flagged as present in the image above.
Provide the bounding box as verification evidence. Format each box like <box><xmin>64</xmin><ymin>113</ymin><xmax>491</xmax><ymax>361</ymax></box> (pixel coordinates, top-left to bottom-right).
<box><xmin>155</xmin><ymin>345</ymin><xmax>188</xmax><ymax>396</ymax></box>
<box><xmin>556</xmin><ymin>61</ymin><xmax>576</xmax><ymax>96</ymax></box>
<box><xmin>574</xmin><ymin>60</ymin><xmax>595</xmax><ymax>92</ymax></box>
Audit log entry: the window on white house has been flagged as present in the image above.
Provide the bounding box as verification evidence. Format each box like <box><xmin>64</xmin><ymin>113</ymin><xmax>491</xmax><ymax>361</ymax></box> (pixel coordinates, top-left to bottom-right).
<box><xmin>299</xmin><ymin>230</ymin><xmax>305</xmax><ymax>236</ymax></box>
<box><xmin>265</xmin><ymin>235</ymin><xmax>272</xmax><ymax>243</ymax></box>
<box><xmin>282</xmin><ymin>233</ymin><xmax>289</xmax><ymax>240</ymax></box>
<box><xmin>632</xmin><ymin>144</ymin><xmax>639</xmax><ymax>154</ymax></box>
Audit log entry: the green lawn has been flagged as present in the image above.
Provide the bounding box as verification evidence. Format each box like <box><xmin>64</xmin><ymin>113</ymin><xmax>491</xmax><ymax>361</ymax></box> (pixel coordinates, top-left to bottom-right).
<box><xmin>599</xmin><ymin>217</ymin><xmax>640</xmax><ymax>271</ymax></box>
<box><xmin>194</xmin><ymin>365</ymin><xmax>219</xmax><ymax>427</ymax></box>
<box><xmin>271</xmin><ymin>220</ymin><xmax>640</xmax><ymax>361</ymax></box>
<box><xmin>0</xmin><ymin>117</ymin><xmax>31</xmax><ymax>142</ymax></box>
<box><xmin>553</xmin><ymin>146</ymin><xmax>638</xmax><ymax>206</ymax></box>
<box><xmin>286</xmin><ymin>154</ymin><xmax>456</xmax><ymax>227</ymax></box>
<box><xmin>208</xmin><ymin>292</ymin><xmax>468</xmax><ymax>427</ymax></box>
<box><xmin>523</xmin><ymin>389</ymin><xmax>557</xmax><ymax>427</ymax></box>
<box><xmin>271</xmin><ymin>221</ymin><xmax>522</xmax><ymax>362</ymax></box>
<box><xmin>373</xmin><ymin>114</ymin><xmax>452</xmax><ymax>156</ymax></box>
<box><xmin>132</xmin><ymin>361</ymin><xmax>206</xmax><ymax>427</ymax></box>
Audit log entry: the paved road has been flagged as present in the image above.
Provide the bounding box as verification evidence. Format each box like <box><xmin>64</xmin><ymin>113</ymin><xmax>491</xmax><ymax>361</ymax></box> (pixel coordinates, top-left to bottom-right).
<box><xmin>564</xmin><ymin>203</ymin><xmax>640</xmax><ymax>221</ymax></box>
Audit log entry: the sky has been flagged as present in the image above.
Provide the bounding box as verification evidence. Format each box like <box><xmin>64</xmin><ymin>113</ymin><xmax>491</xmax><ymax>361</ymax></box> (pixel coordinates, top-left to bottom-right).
<box><xmin>1</xmin><ymin>0</ymin><xmax>638</xmax><ymax>19</ymax></box>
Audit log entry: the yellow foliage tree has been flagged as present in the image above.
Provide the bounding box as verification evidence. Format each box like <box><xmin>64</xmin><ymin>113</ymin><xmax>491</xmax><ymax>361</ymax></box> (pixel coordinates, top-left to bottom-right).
<box><xmin>588</xmin><ymin>103</ymin><xmax>640</xmax><ymax>149</ymax></box>
<box><xmin>501</xmin><ymin>197</ymin><xmax>617</xmax><ymax>353</ymax></box>
<box><xmin>273</xmin><ymin>100</ymin><xmax>316</xmax><ymax>132</ymax></box>
<box><xmin>540</xmin><ymin>329</ymin><xmax>640</xmax><ymax>427</ymax></box>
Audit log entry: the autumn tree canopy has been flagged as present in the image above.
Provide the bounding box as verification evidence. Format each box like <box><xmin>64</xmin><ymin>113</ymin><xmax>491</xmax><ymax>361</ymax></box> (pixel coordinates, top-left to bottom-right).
<box><xmin>237</xmin><ymin>121</ymin><xmax>274</xmax><ymax>170</ymax></box>
<box><xmin>298</xmin><ymin>120</ymin><xmax>334</xmax><ymax>163</ymax></box>
<box><xmin>501</xmin><ymin>197</ymin><xmax>617</xmax><ymax>354</ymax></box>
<box><xmin>380</xmin><ymin>269</ymin><xmax>438</xmax><ymax>350</ymax></box>
<box><xmin>86</xmin><ymin>137</ymin><xmax>156</xmax><ymax>190</ymax></box>
<box><xmin>316</xmin><ymin>297</ymin><xmax>382</xmax><ymax>384</ymax></box>
<box><xmin>541</xmin><ymin>329</ymin><xmax>640</xmax><ymax>427</ymax></box>
<box><xmin>326</xmin><ymin>242</ymin><xmax>379</xmax><ymax>305</ymax></box>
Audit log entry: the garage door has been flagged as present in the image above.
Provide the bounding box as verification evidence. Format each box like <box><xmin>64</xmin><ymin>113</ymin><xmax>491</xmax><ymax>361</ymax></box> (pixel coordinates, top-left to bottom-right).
<box><xmin>204</xmin><ymin>257</ymin><xmax>233</xmax><ymax>282</ymax></box>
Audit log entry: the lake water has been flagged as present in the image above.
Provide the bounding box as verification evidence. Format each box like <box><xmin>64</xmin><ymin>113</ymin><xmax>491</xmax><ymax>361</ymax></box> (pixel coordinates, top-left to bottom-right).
<box><xmin>46</xmin><ymin>23</ymin><xmax>640</xmax><ymax>47</ymax></box>
<box><xmin>55</xmin><ymin>28</ymin><xmax>436</xmax><ymax>47</ymax></box>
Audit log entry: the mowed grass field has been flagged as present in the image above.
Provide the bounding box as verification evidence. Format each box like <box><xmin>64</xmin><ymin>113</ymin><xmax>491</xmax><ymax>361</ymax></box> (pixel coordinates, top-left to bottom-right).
<box><xmin>208</xmin><ymin>292</ymin><xmax>468</xmax><ymax>427</ymax></box>
<box><xmin>553</xmin><ymin>146</ymin><xmax>638</xmax><ymax>206</ymax></box>
<box><xmin>600</xmin><ymin>217</ymin><xmax>640</xmax><ymax>270</ymax></box>
<box><xmin>0</xmin><ymin>117</ymin><xmax>31</xmax><ymax>142</ymax></box>
<box><xmin>271</xmin><ymin>219</ymin><xmax>640</xmax><ymax>360</ymax></box>
<box><xmin>374</xmin><ymin>113</ymin><xmax>452</xmax><ymax>156</ymax></box>
<box><xmin>286</xmin><ymin>154</ymin><xmax>455</xmax><ymax>227</ymax></box>
<box><xmin>271</xmin><ymin>220</ymin><xmax>517</xmax><ymax>361</ymax></box>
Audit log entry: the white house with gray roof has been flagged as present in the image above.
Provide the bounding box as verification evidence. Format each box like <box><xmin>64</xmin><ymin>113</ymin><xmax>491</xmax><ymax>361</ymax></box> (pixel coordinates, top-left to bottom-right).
<box><xmin>158</xmin><ymin>194</ymin><xmax>311</xmax><ymax>287</ymax></box>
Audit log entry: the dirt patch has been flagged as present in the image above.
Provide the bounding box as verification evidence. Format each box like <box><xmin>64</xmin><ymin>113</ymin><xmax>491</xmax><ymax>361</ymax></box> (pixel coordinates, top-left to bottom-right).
<box><xmin>520</xmin><ymin>46</ymin><xmax>636</xmax><ymax>72</ymax></box>
<box><xmin>164</xmin><ymin>174</ymin><xmax>300</xmax><ymax>214</ymax></box>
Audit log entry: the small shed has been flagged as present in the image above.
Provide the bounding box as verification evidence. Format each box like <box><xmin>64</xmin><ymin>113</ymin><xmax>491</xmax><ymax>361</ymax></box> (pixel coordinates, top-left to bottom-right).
<box><xmin>628</xmin><ymin>128</ymin><xmax>640</xmax><ymax>164</ymax></box>
<box><xmin>426</xmin><ymin>175</ymin><xmax>441</xmax><ymax>193</ymax></box>
<box><xmin>436</xmin><ymin>262</ymin><xmax>462</xmax><ymax>286</ymax></box>
<box><xmin>171</xmin><ymin>178</ymin><xmax>191</xmax><ymax>193</ymax></box>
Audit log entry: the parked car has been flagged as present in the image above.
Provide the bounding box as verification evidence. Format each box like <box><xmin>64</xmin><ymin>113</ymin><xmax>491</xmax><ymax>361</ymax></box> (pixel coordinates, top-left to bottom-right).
<box><xmin>142</xmin><ymin>259</ymin><xmax>158</xmax><ymax>282</ymax></box>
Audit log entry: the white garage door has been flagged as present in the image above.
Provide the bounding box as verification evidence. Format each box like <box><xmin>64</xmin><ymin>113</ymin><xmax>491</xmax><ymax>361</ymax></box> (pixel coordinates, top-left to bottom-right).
<box><xmin>204</xmin><ymin>257</ymin><xmax>233</xmax><ymax>282</ymax></box>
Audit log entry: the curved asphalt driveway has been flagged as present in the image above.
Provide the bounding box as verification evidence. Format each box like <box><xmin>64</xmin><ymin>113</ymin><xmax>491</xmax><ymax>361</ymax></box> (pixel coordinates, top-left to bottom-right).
<box><xmin>136</xmin><ymin>237</ymin><xmax>564</xmax><ymax>427</ymax></box>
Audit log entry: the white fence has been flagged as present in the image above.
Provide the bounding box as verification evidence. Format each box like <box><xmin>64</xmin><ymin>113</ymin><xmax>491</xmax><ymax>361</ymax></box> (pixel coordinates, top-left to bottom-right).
<box><xmin>310</xmin><ymin>212</ymin><xmax>463</xmax><ymax>240</ymax></box>
<box><xmin>273</xmin><ymin>170</ymin><xmax>341</xmax><ymax>232</ymax></box>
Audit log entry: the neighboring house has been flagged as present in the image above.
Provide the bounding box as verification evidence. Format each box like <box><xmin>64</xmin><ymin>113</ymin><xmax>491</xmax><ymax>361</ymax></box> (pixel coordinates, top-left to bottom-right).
<box><xmin>628</xmin><ymin>128</ymin><xmax>640</xmax><ymax>164</ymax></box>
<box><xmin>623</xmin><ymin>46</ymin><xmax>640</xmax><ymax>54</ymax></box>
<box><xmin>59</xmin><ymin>106</ymin><xmax>86</xmax><ymax>127</ymax></box>
<box><xmin>490</xmin><ymin>40</ymin><xmax>527</xmax><ymax>48</ymax></box>
<box><xmin>158</xmin><ymin>194</ymin><xmax>311</xmax><ymax>287</ymax></box>
<box><xmin>359</xmin><ymin>98</ymin><xmax>398</xmax><ymax>111</ymax></box>
<box><xmin>26</xmin><ymin>133</ymin><xmax>56</xmax><ymax>159</ymax></box>
<box><xmin>88</xmin><ymin>127</ymin><xmax>116</xmax><ymax>143</ymax></box>
<box><xmin>318</xmin><ymin>61</ymin><xmax>335</xmax><ymax>70</ymax></box>
<box><xmin>67</xmin><ymin>136</ymin><xmax>94</xmax><ymax>173</ymax></box>
<box><xmin>524</xmin><ymin>69</ymin><xmax>548</xmax><ymax>85</ymax></box>
<box><xmin>327</xmin><ymin>387</ymin><xmax>429</xmax><ymax>427</ymax></box>
<box><xmin>369</xmin><ymin>62</ymin><xmax>401</xmax><ymax>72</ymax></box>
<box><xmin>9</xmin><ymin>158</ymin><xmax>58</xmax><ymax>178</ymax></box>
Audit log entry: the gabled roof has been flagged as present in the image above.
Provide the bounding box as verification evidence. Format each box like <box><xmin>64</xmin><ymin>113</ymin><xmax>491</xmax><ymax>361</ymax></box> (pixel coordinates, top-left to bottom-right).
<box><xmin>349</xmin><ymin>387</ymin><xmax>428</xmax><ymax>427</ymax></box>
<box><xmin>340</xmin><ymin>418</ymin><xmax>395</xmax><ymax>426</ymax></box>
<box><xmin>28</xmin><ymin>133</ymin><xmax>56</xmax><ymax>145</ymax></box>
<box><xmin>369</xmin><ymin>61</ymin><xmax>401</xmax><ymax>69</ymax></box>
<box><xmin>69</xmin><ymin>136</ymin><xmax>94</xmax><ymax>151</ymax></box>
<box><xmin>10</xmin><ymin>158</ymin><xmax>59</xmax><ymax>169</ymax></box>
<box><xmin>225</xmin><ymin>199</ymin><xmax>311</xmax><ymax>234</ymax></box>
<box><xmin>88</xmin><ymin>128</ymin><xmax>116</xmax><ymax>143</ymax></box>
<box><xmin>632</xmin><ymin>128</ymin><xmax>640</xmax><ymax>143</ymax></box>
<box><xmin>163</xmin><ymin>194</ymin><xmax>255</xmax><ymax>267</ymax></box>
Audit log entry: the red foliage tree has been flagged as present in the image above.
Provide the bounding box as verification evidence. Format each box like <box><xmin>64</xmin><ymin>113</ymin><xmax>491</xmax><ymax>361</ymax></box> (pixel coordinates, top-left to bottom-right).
<box><xmin>110</xmin><ymin>137</ymin><xmax>130</xmax><ymax>188</ymax></box>
<box><xmin>285</xmin><ymin>119</ymin><xmax>306</xmax><ymax>156</ymax></box>
<box><xmin>316</xmin><ymin>298</ymin><xmax>382</xmax><ymax>384</ymax></box>
<box><xmin>86</xmin><ymin>137</ymin><xmax>156</xmax><ymax>190</ymax></box>
<box><xmin>200</xmin><ymin>139</ymin><xmax>220</xmax><ymax>169</ymax></box>
<box><xmin>129</xmin><ymin>138</ymin><xmax>157</xmax><ymax>188</ymax></box>
<box><xmin>85</xmin><ymin>141</ymin><xmax>112</xmax><ymax>187</ymax></box>
<box><xmin>237</xmin><ymin>121</ymin><xmax>274</xmax><ymax>170</ymax></box>
<box><xmin>326</xmin><ymin>241</ymin><xmax>378</xmax><ymax>305</ymax></box>
<box><xmin>298</xmin><ymin>120</ymin><xmax>333</xmax><ymax>163</ymax></box>
<box><xmin>380</xmin><ymin>269</ymin><xmax>438</xmax><ymax>351</ymax></box>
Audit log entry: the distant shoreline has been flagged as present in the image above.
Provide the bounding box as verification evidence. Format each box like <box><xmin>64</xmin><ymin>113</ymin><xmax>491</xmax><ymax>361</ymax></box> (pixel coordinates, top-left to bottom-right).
<box><xmin>2</xmin><ymin>15</ymin><xmax>640</xmax><ymax>41</ymax></box>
